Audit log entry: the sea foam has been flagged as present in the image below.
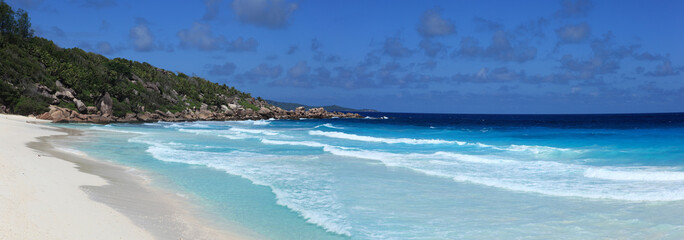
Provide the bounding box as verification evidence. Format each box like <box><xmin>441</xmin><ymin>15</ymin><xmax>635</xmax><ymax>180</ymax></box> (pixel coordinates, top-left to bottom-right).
<box><xmin>137</xmin><ymin>139</ymin><xmax>352</xmax><ymax>236</ymax></box>
<box><xmin>584</xmin><ymin>168</ymin><xmax>684</xmax><ymax>181</ymax></box>
<box><xmin>309</xmin><ymin>130</ymin><xmax>464</xmax><ymax>145</ymax></box>
<box><xmin>178</xmin><ymin>127</ymin><xmax>278</xmax><ymax>139</ymax></box>
<box><xmin>229</xmin><ymin>127</ymin><xmax>278</xmax><ymax>135</ymax></box>
<box><xmin>307</xmin><ymin>130</ymin><xmax>572</xmax><ymax>156</ymax></box>
<box><xmin>261</xmin><ymin>139</ymin><xmax>328</xmax><ymax>148</ymax></box>
<box><xmin>232</xmin><ymin>119</ymin><xmax>272</xmax><ymax>125</ymax></box>
<box><xmin>314</xmin><ymin>123</ymin><xmax>344</xmax><ymax>129</ymax></box>
<box><xmin>90</xmin><ymin>125</ymin><xmax>145</xmax><ymax>134</ymax></box>
<box><xmin>308</xmin><ymin>145</ymin><xmax>684</xmax><ymax>201</ymax></box>
<box><xmin>178</xmin><ymin>128</ymin><xmax>248</xmax><ymax>139</ymax></box>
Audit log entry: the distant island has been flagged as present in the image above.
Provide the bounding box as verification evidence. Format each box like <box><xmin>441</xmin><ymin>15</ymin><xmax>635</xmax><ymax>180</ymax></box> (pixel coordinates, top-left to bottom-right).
<box><xmin>0</xmin><ymin>2</ymin><xmax>360</xmax><ymax>122</ymax></box>
<box><xmin>266</xmin><ymin>100</ymin><xmax>378</xmax><ymax>113</ymax></box>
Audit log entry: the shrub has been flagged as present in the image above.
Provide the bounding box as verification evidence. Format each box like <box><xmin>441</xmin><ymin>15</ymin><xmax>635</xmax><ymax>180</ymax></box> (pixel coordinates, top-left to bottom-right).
<box><xmin>111</xmin><ymin>97</ymin><xmax>131</xmax><ymax>117</ymax></box>
<box><xmin>13</xmin><ymin>96</ymin><xmax>48</xmax><ymax>115</ymax></box>
<box><xmin>57</xmin><ymin>101</ymin><xmax>76</xmax><ymax>111</ymax></box>
<box><xmin>0</xmin><ymin>80</ymin><xmax>18</xmax><ymax>106</ymax></box>
<box><xmin>239</xmin><ymin>98</ymin><xmax>259</xmax><ymax>111</ymax></box>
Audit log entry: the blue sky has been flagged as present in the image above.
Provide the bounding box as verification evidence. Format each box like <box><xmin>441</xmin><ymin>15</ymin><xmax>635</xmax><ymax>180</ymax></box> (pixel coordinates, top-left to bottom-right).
<box><xmin>8</xmin><ymin>0</ymin><xmax>684</xmax><ymax>113</ymax></box>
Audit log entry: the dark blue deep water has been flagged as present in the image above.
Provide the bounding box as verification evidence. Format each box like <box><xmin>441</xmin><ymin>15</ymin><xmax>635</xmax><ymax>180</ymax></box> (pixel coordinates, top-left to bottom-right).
<box><xmin>359</xmin><ymin>112</ymin><xmax>684</xmax><ymax>129</ymax></box>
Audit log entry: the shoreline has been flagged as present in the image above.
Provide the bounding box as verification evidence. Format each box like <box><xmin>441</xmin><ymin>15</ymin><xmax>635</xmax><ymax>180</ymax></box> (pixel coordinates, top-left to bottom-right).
<box><xmin>0</xmin><ymin>114</ymin><xmax>255</xmax><ymax>239</ymax></box>
<box><xmin>35</xmin><ymin>105</ymin><xmax>362</xmax><ymax>124</ymax></box>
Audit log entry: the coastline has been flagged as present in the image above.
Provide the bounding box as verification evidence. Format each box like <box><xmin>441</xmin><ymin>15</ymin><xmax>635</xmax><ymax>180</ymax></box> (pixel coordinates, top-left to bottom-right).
<box><xmin>0</xmin><ymin>114</ymin><xmax>255</xmax><ymax>239</ymax></box>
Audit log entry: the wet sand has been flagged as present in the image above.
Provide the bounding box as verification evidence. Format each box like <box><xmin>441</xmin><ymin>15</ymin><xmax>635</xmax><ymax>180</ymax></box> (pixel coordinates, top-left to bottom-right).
<box><xmin>0</xmin><ymin>114</ymin><xmax>254</xmax><ymax>239</ymax></box>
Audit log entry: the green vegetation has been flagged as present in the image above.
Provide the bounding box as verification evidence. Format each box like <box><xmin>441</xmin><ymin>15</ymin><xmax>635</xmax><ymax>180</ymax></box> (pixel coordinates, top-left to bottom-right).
<box><xmin>1</xmin><ymin>1</ymin><xmax>33</xmax><ymax>39</ymax></box>
<box><xmin>57</xmin><ymin>101</ymin><xmax>77</xmax><ymax>111</ymax></box>
<box><xmin>13</xmin><ymin>95</ymin><xmax>48</xmax><ymax>115</ymax></box>
<box><xmin>0</xmin><ymin>1</ymin><xmax>260</xmax><ymax>116</ymax></box>
<box><xmin>239</xmin><ymin>98</ymin><xmax>259</xmax><ymax>111</ymax></box>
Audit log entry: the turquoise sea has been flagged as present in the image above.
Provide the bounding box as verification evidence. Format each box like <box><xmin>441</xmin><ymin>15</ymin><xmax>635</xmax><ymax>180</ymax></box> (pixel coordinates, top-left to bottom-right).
<box><xmin>54</xmin><ymin>113</ymin><xmax>684</xmax><ymax>239</ymax></box>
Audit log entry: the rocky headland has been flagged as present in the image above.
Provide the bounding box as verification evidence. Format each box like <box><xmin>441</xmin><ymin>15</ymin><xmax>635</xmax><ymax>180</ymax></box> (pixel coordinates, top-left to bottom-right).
<box><xmin>22</xmin><ymin>82</ymin><xmax>360</xmax><ymax>123</ymax></box>
<box><xmin>34</xmin><ymin>102</ymin><xmax>360</xmax><ymax>123</ymax></box>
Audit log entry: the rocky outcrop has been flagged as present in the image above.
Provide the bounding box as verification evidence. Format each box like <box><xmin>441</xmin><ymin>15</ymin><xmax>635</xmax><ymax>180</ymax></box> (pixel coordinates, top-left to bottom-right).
<box><xmin>54</xmin><ymin>90</ymin><xmax>74</xmax><ymax>100</ymax></box>
<box><xmin>295</xmin><ymin>106</ymin><xmax>305</xmax><ymax>115</ymax></box>
<box><xmin>24</xmin><ymin>77</ymin><xmax>362</xmax><ymax>124</ymax></box>
<box><xmin>98</xmin><ymin>93</ymin><xmax>113</xmax><ymax>116</ymax></box>
<box><xmin>73</xmin><ymin>99</ymin><xmax>87</xmax><ymax>113</ymax></box>
<box><xmin>36</xmin><ymin>104</ymin><xmax>362</xmax><ymax>123</ymax></box>
<box><xmin>86</xmin><ymin>106</ymin><xmax>98</xmax><ymax>114</ymax></box>
<box><xmin>258</xmin><ymin>107</ymin><xmax>272</xmax><ymax>118</ymax></box>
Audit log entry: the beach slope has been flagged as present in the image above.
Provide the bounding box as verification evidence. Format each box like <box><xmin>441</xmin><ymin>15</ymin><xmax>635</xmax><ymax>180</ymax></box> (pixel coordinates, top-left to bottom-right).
<box><xmin>0</xmin><ymin>114</ymin><xmax>155</xmax><ymax>239</ymax></box>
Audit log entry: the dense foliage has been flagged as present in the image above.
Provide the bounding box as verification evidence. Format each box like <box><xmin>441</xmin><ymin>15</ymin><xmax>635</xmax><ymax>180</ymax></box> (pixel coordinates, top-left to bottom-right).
<box><xmin>1</xmin><ymin>0</ymin><xmax>32</xmax><ymax>39</ymax></box>
<box><xmin>0</xmin><ymin>1</ymin><xmax>259</xmax><ymax>116</ymax></box>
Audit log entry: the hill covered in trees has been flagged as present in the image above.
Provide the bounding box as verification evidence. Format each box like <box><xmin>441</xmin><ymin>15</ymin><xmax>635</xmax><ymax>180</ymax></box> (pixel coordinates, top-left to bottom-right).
<box><xmin>0</xmin><ymin>1</ymin><xmax>360</xmax><ymax>122</ymax></box>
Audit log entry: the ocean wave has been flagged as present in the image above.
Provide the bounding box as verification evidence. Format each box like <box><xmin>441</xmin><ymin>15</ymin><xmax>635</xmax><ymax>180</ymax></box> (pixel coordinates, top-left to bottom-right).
<box><xmin>470</xmin><ymin>143</ymin><xmax>584</xmax><ymax>157</ymax></box>
<box><xmin>251</xmin><ymin>120</ymin><xmax>271</xmax><ymax>126</ymax></box>
<box><xmin>447</xmin><ymin>174</ymin><xmax>684</xmax><ymax>202</ymax></box>
<box><xmin>218</xmin><ymin>134</ymin><xmax>249</xmax><ymax>140</ymax></box>
<box><xmin>584</xmin><ymin>168</ymin><xmax>684</xmax><ymax>181</ymax></box>
<box><xmin>178</xmin><ymin>128</ymin><xmax>251</xmax><ymax>140</ymax></box>
<box><xmin>309</xmin><ymin>130</ymin><xmax>464</xmax><ymax>145</ymax></box>
<box><xmin>314</xmin><ymin>123</ymin><xmax>344</xmax><ymax>129</ymax></box>
<box><xmin>503</xmin><ymin>144</ymin><xmax>574</xmax><ymax>154</ymax></box>
<box><xmin>315</xmin><ymin>146</ymin><xmax>684</xmax><ymax>201</ymax></box>
<box><xmin>319</xmin><ymin>147</ymin><xmax>514</xmax><ymax>165</ymax></box>
<box><xmin>90</xmin><ymin>125</ymin><xmax>145</xmax><ymax>134</ymax></box>
<box><xmin>229</xmin><ymin>127</ymin><xmax>278</xmax><ymax>135</ymax></box>
<box><xmin>178</xmin><ymin>128</ymin><xmax>212</xmax><ymax>134</ymax></box>
<box><xmin>137</xmin><ymin>140</ymin><xmax>351</xmax><ymax>236</ymax></box>
<box><xmin>159</xmin><ymin>122</ymin><xmax>212</xmax><ymax>129</ymax></box>
<box><xmin>178</xmin><ymin>127</ymin><xmax>278</xmax><ymax>137</ymax></box>
<box><xmin>232</xmin><ymin>119</ymin><xmax>271</xmax><ymax>125</ymax></box>
<box><xmin>474</xmin><ymin>142</ymin><xmax>496</xmax><ymax>148</ymax></box>
<box><xmin>307</xmin><ymin>130</ymin><xmax>576</xmax><ymax>157</ymax></box>
<box><xmin>301</xmin><ymin>132</ymin><xmax>502</xmax><ymax>154</ymax></box>
<box><xmin>363</xmin><ymin>116</ymin><xmax>388</xmax><ymax>120</ymax></box>
<box><xmin>261</xmin><ymin>139</ymin><xmax>328</xmax><ymax>148</ymax></box>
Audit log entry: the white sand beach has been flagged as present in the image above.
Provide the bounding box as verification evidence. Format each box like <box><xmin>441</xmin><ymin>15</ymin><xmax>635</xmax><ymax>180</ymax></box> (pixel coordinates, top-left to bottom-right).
<box><xmin>0</xmin><ymin>114</ymin><xmax>250</xmax><ymax>240</ymax></box>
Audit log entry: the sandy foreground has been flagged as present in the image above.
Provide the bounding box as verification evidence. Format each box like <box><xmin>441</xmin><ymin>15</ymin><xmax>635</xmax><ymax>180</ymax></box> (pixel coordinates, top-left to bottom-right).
<box><xmin>0</xmin><ymin>114</ymin><xmax>252</xmax><ymax>240</ymax></box>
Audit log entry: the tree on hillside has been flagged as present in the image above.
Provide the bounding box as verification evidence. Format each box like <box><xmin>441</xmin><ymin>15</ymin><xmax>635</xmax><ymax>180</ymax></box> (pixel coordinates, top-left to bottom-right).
<box><xmin>0</xmin><ymin>1</ymin><xmax>32</xmax><ymax>38</ymax></box>
<box><xmin>15</xmin><ymin>8</ymin><xmax>32</xmax><ymax>38</ymax></box>
<box><xmin>0</xmin><ymin>1</ymin><xmax>15</xmax><ymax>33</ymax></box>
